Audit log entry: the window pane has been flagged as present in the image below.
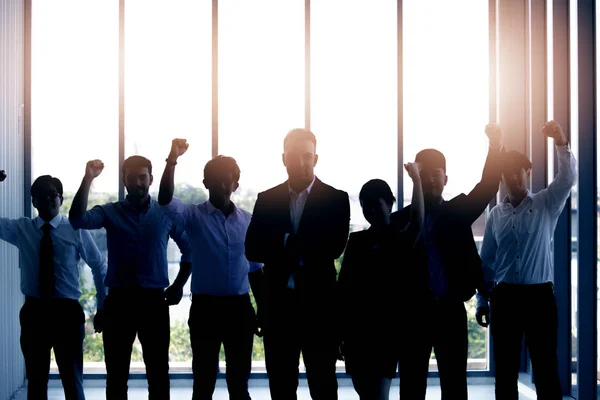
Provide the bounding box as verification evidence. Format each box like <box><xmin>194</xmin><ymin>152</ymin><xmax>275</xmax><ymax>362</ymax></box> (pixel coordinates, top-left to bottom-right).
<box><xmin>218</xmin><ymin>0</ymin><xmax>304</xmax><ymax>367</ymax></box>
<box><xmin>124</xmin><ymin>0</ymin><xmax>212</xmax><ymax>369</ymax></box>
<box><xmin>597</xmin><ymin>0</ymin><xmax>600</xmax><ymax>386</ymax></box>
<box><xmin>569</xmin><ymin>0</ymin><xmax>578</xmax><ymax>393</ymax></box>
<box><xmin>31</xmin><ymin>0</ymin><xmax>119</xmax><ymax>372</ymax></box>
<box><xmin>219</xmin><ymin>0</ymin><xmax>305</xmax><ymax>216</ymax></box>
<box><xmin>403</xmin><ymin>0</ymin><xmax>490</xmax><ymax>370</ymax></box>
<box><xmin>311</xmin><ymin>0</ymin><xmax>397</xmax><ymax>233</ymax></box>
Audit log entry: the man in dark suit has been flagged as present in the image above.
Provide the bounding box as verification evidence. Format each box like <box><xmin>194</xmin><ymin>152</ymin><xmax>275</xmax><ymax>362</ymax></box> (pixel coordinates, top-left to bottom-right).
<box><xmin>395</xmin><ymin>124</ymin><xmax>504</xmax><ymax>400</ymax></box>
<box><xmin>245</xmin><ymin>128</ymin><xmax>350</xmax><ymax>400</ymax></box>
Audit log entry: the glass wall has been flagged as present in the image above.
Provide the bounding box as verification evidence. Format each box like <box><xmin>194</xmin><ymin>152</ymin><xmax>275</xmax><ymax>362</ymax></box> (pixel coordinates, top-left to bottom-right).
<box><xmin>31</xmin><ymin>0</ymin><xmax>494</xmax><ymax>374</ymax></box>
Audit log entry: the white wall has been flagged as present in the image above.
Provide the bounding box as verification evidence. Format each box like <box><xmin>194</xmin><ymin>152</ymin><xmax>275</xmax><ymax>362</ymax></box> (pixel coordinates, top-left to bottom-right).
<box><xmin>0</xmin><ymin>0</ymin><xmax>26</xmax><ymax>398</ymax></box>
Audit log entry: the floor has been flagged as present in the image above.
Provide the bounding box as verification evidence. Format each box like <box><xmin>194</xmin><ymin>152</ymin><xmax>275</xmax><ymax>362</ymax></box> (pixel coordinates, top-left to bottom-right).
<box><xmin>13</xmin><ymin>378</ymin><xmax>547</xmax><ymax>400</ymax></box>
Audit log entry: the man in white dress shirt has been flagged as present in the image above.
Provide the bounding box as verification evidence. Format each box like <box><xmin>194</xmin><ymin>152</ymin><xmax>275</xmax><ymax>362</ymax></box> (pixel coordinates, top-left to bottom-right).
<box><xmin>0</xmin><ymin>173</ymin><xmax>107</xmax><ymax>400</ymax></box>
<box><xmin>475</xmin><ymin>120</ymin><xmax>577</xmax><ymax>399</ymax></box>
<box><xmin>158</xmin><ymin>140</ymin><xmax>262</xmax><ymax>400</ymax></box>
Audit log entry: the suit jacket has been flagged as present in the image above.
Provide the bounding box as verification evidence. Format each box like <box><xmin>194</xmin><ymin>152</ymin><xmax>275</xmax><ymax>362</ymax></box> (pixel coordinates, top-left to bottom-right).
<box><xmin>245</xmin><ymin>177</ymin><xmax>350</xmax><ymax>320</ymax></box>
<box><xmin>395</xmin><ymin>147</ymin><xmax>502</xmax><ymax>303</ymax></box>
<box><xmin>337</xmin><ymin>227</ymin><xmax>409</xmax><ymax>377</ymax></box>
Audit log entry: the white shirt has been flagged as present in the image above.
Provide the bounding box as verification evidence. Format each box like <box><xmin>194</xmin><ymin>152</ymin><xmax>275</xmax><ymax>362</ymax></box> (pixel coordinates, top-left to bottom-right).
<box><xmin>286</xmin><ymin>176</ymin><xmax>317</xmax><ymax>289</ymax></box>
<box><xmin>476</xmin><ymin>145</ymin><xmax>577</xmax><ymax>308</ymax></box>
<box><xmin>164</xmin><ymin>198</ymin><xmax>262</xmax><ymax>296</ymax></box>
<box><xmin>0</xmin><ymin>214</ymin><xmax>108</xmax><ymax>309</ymax></box>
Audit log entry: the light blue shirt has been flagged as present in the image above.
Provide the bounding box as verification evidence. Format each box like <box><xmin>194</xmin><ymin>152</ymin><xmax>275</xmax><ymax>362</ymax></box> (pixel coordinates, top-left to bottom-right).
<box><xmin>0</xmin><ymin>214</ymin><xmax>108</xmax><ymax>309</ymax></box>
<box><xmin>70</xmin><ymin>196</ymin><xmax>192</xmax><ymax>289</ymax></box>
<box><xmin>476</xmin><ymin>144</ymin><xmax>577</xmax><ymax>308</ymax></box>
<box><xmin>165</xmin><ymin>198</ymin><xmax>262</xmax><ymax>296</ymax></box>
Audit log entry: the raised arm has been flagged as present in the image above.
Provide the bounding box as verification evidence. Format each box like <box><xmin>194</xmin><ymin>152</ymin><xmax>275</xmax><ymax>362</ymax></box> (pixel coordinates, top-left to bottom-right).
<box><xmin>461</xmin><ymin>124</ymin><xmax>504</xmax><ymax>224</ymax></box>
<box><xmin>540</xmin><ymin>120</ymin><xmax>577</xmax><ymax>216</ymax></box>
<box><xmin>69</xmin><ymin>160</ymin><xmax>106</xmax><ymax>229</ymax></box>
<box><xmin>0</xmin><ymin>171</ymin><xmax>19</xmax><ymax>245</ymax></box>
<box><xmin>399</xmin><ymin>162</ymin><xmax>424</xmax><ymax>246</ymax></box>
<box><xmin>158</xmin><ymin>139</ymin><xmax>189</xmax><ymax>206</ymax></box>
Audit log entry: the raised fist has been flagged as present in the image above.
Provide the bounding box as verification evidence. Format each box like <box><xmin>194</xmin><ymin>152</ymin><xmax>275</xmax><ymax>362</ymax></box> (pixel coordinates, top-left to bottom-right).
<box><xmin>485</xmin><ymin>123</ymin><xmax>503</xmax><ymax>149</ymax></box>
<box><xmin>404</xmin><ymin>162</ymin><xmax>422</xmax><ymax>181</ymax></box>
<box><xmin>542</xmin><ymin>120</ymin><xmax>567</xmax><ymax>144</ymax></box>
<box><xmin>85</xmin><ymin>160</ymin><xmax>104</xmax><ymax>179</ymax></box>
<box><xmin>0</xmin><ymin>170</ymin><xmax>6</xmax><ymax>182</ymax></box>
<box><xmin>169</xmin><ymin>139</ymin><xmax>189</xmax><ymax>159</ymax></box>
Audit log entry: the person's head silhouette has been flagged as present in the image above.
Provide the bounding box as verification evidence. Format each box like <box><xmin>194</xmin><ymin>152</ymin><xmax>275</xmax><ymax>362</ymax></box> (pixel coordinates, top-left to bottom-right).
<box><xmin>203</xmin><ymin>155</ymin><xmax>240</xmax><ymax>209</ymax></box>
<box><xmin>122</xmin><ymin>155</ymin><xmax>153</xmax><ymax>204</ymax></box>
<box><xmin>501</xmin><ymin>150</ymin><xmax>531</xmax><ymax>197</ymax></box>
<box><xmin>31</xmin><ymin>175</ymin><xmax>64</xmax><ymax>221</ymax></box>
<box><xmin>359</xmin><ymin>179</ymin><xmax>396</xmax><ymax>229</ymax></box>
<box><xmin>282</xmin><ymin>128</ymin><xmax>318</xmax><ymax>192</ymax></box>
<box><xmin>415</xmin><ymin>149</ymin><xmax>447</xmax><ymax>202</ymax></box>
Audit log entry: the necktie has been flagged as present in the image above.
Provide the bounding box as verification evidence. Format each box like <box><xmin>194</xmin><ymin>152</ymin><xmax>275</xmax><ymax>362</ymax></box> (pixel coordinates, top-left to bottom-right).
<box><xmin>39</xmin><ymin>223</ymin><xmax>55</xmax><ymax>299</ymax></box>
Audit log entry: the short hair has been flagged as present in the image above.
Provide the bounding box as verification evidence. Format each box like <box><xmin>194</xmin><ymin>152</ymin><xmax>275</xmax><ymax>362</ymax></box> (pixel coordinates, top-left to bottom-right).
<box><xmin>122</xmin><ymin>155</ymin><xmax>152</xmax><ymax>177</ymax></box>
<box><xmin>204</xmin><ymin>155</ymin><xmax>241</xmax><ymax>183</ymax></box>
<box><xmin>31</xmin><ymin>175</ymin><xmax>63</xmax><ymax>199</ymax></box>
<box><xmin>415</xmin><ymin>149</ymin><xmax>446</xmax><ymax>172</ymax></box>
<box><xmin>283</xmin><ymin>128</ymin><xmax>317</xmax><ymax>151</ymax></box>
<box><xmin>502</xmin><ymin>151</ymin><xmax>532</xmax><ymax>173</ymax></box>
<box><xmin>359</xmin><ymin>179</ymin><xmax>396</xmax><ymax>207</ymax></box>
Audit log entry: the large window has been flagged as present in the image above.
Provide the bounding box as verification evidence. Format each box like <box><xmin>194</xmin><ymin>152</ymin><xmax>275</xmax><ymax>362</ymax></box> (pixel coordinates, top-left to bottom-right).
<box><xmin>403</xmin><ymin>0</ymin><xmax>490</xmax><ymax>370</ymax></box>
<box><xmin>30</xmin><ymin>0</ymin><xmax>494</xmax><ymax>375</ymax></box>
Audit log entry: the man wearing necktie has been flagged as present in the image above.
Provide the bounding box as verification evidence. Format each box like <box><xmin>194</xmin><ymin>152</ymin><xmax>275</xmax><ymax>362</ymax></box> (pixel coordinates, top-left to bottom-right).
<box><xmin>0</xmin><ymin>173</ymin><xmax>108</xmax><ymax>400</ymax></box>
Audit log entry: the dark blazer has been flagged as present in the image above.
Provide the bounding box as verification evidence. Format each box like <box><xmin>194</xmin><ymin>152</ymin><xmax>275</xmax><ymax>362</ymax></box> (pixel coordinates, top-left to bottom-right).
<box><xmin>337</xmin><ymin>226</ymin><xmax>409</xmax><ymax>377</ymax></box>
<box><xmin>395</xmin><ymin>148</ymin><xmax>503</xmax><ymax>303</ymax></box>
<box><xmin>245</xmin><ymin>178</ymin><xmax>350</xmax><ymax>323</ymax></box>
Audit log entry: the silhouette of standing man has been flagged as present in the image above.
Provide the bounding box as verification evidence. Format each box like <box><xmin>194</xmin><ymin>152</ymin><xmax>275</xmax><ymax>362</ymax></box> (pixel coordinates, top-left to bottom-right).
<box><xmin>395</xmin><ymin>125</ymin><xmax>503</xmax><ymax>399</ymax></box>
<box><xmin>0</xmin><ymin>172</ymin><xmax>107</xmax><ymax>400</ymax></box>
<box><xmin>70</xmin><ymin>157</ymin><xmax>192</xmax><ymax>400</ymax></box>
<box><xmin>245</xmin><ymin>128</ymin><xmax>350</xmax><ymax>400</ymax></box>
<box><xmin>476</xmin><ymin>120</ymin><xmax>576</xmax><ymax>399</ymax></box>
<box><xmin>158</xmin><ymin>139</ymin><xmax>262</xmax><ymax>400</ymax></box>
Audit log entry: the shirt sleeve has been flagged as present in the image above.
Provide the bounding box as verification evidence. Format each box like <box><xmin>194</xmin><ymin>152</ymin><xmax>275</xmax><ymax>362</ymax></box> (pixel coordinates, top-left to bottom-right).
<box><xmin>541</xmin><ymin>144</ymin><xmax>578</xmax><ymax>217</ymax></box>
<box><xmin>78</xmin><ymin>229</ymin><xmax>108</xmax><ymax>310</ymax></box>
<box><xmin>161</xmin><ymin>197</ymin><xmax>194</xmax><ymax>231</ymax></box>
<box><xmin>248</xmin><ymin>261</ymin><xmax>263</xmax><ymax>273</ymax></box>
<box><xmin>477</xmin><ymin>210</ymin><xmax>498</xmax><ymax>308</ymax></box>
<box><xmin>169</xmin><ymin>217</ymin><xmax>193</xmax><ymax>263</ymax></box>
<box><xmin>69</xmin><ymin>205</ymin><xmax>107</xmax><ymax>230</ymax></box>
<box><xmin>0</xmin><ymin>217</ymin><xmax>19</xmax><ymax>246</ymax></box>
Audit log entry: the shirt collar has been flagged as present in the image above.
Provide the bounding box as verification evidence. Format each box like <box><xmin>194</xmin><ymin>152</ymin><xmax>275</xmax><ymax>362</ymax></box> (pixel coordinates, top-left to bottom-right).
<box><xmin>502</xmin><ymin>190</ymin><xmax>533</xmax><ymax>205</ymax></box>
<box><xmin>205</xmin><ymin>199</ymin><xmax>238</xmax><ymax>215</ymax></box>
<box><xmin>35</xmin><ymin>213</ymin><xmax>62</xmax><ymax>230</ymax></box>
<box><xmin>288</xmin><ymin>176</ymin><xmax>317</xmax><ymax>196</ymax></box>
<box><xmin>124</xmin><ymin>195</ymin><xmax>153</xmax><ymax>211</ymax></box>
